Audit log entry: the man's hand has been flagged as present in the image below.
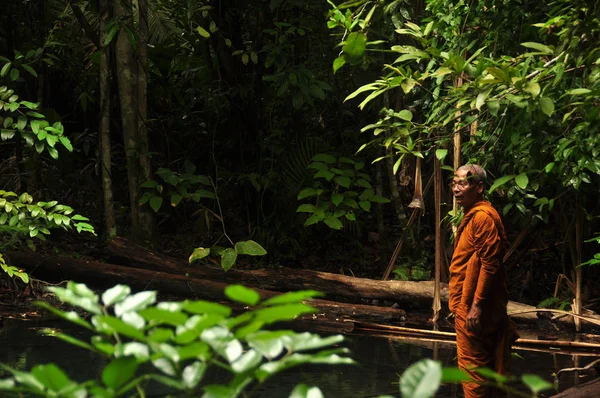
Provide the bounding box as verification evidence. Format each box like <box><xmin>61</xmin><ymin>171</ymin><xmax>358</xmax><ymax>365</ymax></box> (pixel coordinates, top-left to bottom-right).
<box><xmin>466</xmin><ymin>301</ymin><xmax>482</xmax><ymax>334</ymax></box>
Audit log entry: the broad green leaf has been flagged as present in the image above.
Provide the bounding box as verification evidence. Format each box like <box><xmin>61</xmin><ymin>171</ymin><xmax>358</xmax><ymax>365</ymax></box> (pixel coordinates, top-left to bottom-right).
<box><xmin>473</xmin><ymin>367</ymin><xmax>508</xmax><ymax>383</ymax></box>
<box><xmin>138</xmin><ymin>307</ymin><xmax>189</xmax><ymax>326</ymax></box>
<box><xmin>312</xmin><ymin>153</ymin><xmax>336</xmax><ymax>163</ymax></box>
<box><xmin>441</xmin><ymin>367</ymin><xmax>471</xmax><ymax>383</ymax></box>
<box><xmin>253</xmin><ymin>303</ymin><xmax>316</xmax><ymax>323</ymax></box>
<box><xmin>331</xmin><ymin>193</ymin><xmax>344</xmax><ymax>207</ymax></box>
<box><xmin>566</xmin><ymin>88</ymin><xmax>591</xmax><ymax>95</ymax></box>
<box><xmin>342</xmin><ymin>32</ymin><xmax>367</xmax><ymax>61</ymax></box>
<box><xmin>197</xmin><ymin>26</ymin><xmax>210</xmax><ymax>38</ymax></box>
<box><xmin>231</xmin><ymin>349</ymin><xmax>262</xmax><ymax>373</ymax></box>
<box><xmin>296</xmin><ymin>204</ymin><xmax>316</xmax><ymax>213</ymax></box>
<box><xmin>256</xmin><ymin>353</ymin><xmax>353</xmax><ymax>382</ymax></box>
<box><xmin>523</xmin><ymin>82</ymin><xmax>540</xmax><ymax>98</ymax></box>
<box><xmin>399</xmin><ymin>359</ymin><xmax>442</xmax><ymax>398</ymax></box>
<box><xmin>0</xmin><ymin>62</ymin><xmax>10</xmax><ymax>77</ymax></box>
<box><xmin>189</xmin><ymin>247</ymin><xmax>211</xmax><ymax>263</ymax></box>
<box><xmin>323</xmin><ymin>216</ymin><xmax>343</xmax><ymax>230</ymax></box>
<box><xmin>234</xmin><ymin>240</ymin><xmax>267</xmax><ymax>256</ymax></box>
<box><xmin>31</xmin><ymin>363</ymin><xmax>71</xmax><ymax>391</ymax></box>
<box><xmin>435</xmin><ymin>149</ymin><xmax>448</xmax><ymax>161</ymax></box>
<box><xmin>16</xmin><ymin>116</ymin><xmax>26</xmax><ymax>131</ymax></box>
<box><xmin>521</xmin><ymin>374</ymin><xmax>552</xmax><ymax>393</ymax></box>
<box><xmin>149</xmin><ymin>196</ymin><xmax>163</xmax><ymax>213</ymax></box>
<box><xmin>334</xmin><ymin>176</ymin><xmax>351</xmax><ymax>188</ymax></box>
<box><xmin>359</xmin><ymin>201</ymin><xmax>371</xmax><ymax>212</ymax></box>
<box><xmin>114</xmin><ymin>291</ymin><xmax>157</xmax><ymax>317</ymax></box>
<box><xmin>281</xmin><ymin>332</ymin><xmax>344</xmax><ymax>352</ymax></box>
<box><xmin>47</xmin><ymin>286</ymin><xmax>102</xmax><ymax>314</ymax></box>
<box><xmin>102</xmin><ymin>356</ymin><xmax>138</xmax><ymax>389</ymax></box>
<box><xmin>94</xmin><ymin>315</ymin><xmax>146</xmax><ymax>340</ymax></box>
<box><xmin>22</xmin><ymin>64</ymin><xmax>38</xmax><ymax>77</ymax></box>
<box><xmin>225</xmin><ymin>284</ymin><xmax>260</xmax><ymax>306</ymax></box>
<box><xmin>487</xmin><ymin>100</ymin><xmax>500</xmax><ymax>116</ymax></box>
<box><xmin>539</xmin><ymin>97</ymin><xmax>554</xmax><ymax>116</ymax></box>
<box><xmin>170</xmin><ymin>192</ymin><xmax>182</xmax><ymax>207</ymax></box>
<box><xmin>401</xmin><ymin>79</ymin><xmax>416</xmax><ymax>94</ymax></box>
<box><xmin>221</xmin><ymin>248</ymin><xmax>238</xmax><ymax>271</ymax></box>
<box><xmin>262</xmin><ymin>290</ymin><xmax>324</xmax><ymax>306</ymax></box>
<box><xmin>515</xmin><ymin>173</ymin><xmax>529</xmax><ymax>189</ymax></box>
<box><xmin>289</xmin><ymin>385</ymin><xmax>324</xmax><ymax>398</ymax></box>
<box><xmin>520</xmin><ymin>42</ymin><xmax>553</xmax><ymax>54</ymax></box>
<box><xmin>369</xmin><ymin>195</ymin><xmax>389</xmax><ymax>203</ymax></box>
<box><xmin>333</xmin><ymin>56</ymin><xmax>346</xmax><ymax>74</ymax></box>
<box><xmin>1</xmin><ymin>129</ymin><xmax>15</xmax><ymax>140</ymax></box>
<box><xmin>298</xmin><ymin>188</ymin><xmax>319</xmax><ymax>200</ymax></box>
<box><xmin>9</xmin><ymin>68</ymin><xmax>19</xmax><ymax>81</ymax></box>
<box><xmin>489</xmin><ymin>175</ymin><xmax>514</xmax><ymax>194</ymax></box>
<box><xmin>398</xmin><ymin>109</ymin><xmax>413</xmax><ymax>121</ymax></box>
<box><xmin>182</xmin><ymin>361</ymin><xmax>206</xmax><ymax>389</ymax></box>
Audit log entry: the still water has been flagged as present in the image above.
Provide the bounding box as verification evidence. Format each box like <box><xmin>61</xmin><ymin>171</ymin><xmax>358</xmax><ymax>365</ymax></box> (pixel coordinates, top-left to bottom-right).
<box><xmin>0</xmin><ymin>317</ymin><xmax>597</xmax><ymax>397</ymax></box>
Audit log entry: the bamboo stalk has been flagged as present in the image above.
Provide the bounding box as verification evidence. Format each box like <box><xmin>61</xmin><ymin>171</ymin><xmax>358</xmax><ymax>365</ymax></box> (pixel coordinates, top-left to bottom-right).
<box><xmin>432</xmin><ymin>155</ymin><xmax>443</xmax><ymax>323</ymax></box>
<box><xmin>507</xmin><ymin>309</ymin><xmax>600</xmax><ymax>327</ymax></box>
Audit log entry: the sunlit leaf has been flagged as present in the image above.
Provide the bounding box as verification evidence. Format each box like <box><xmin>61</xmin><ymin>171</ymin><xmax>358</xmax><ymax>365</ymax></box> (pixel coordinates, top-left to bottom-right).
<box><xmin>399</xmin><ymin>359</ymin><xmax>442</xmax><ymax>398</ymax></box>
<box><xmin>225</xmin><ymin>284</ymin><xmax>260</xmax><ymax>305</ymax></box>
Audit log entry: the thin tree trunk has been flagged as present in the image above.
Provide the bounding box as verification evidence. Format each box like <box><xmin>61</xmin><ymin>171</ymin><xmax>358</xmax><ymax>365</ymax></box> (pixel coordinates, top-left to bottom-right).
<box><xmin>574</xmin><ymin>200</ymin><xmax>583</xmax><ymax>331</ymax></box>
<box><xmin>432</xmin><ymin>154</ymin><xmax>442</xmax><ymax>323</ymax></box>
<box><xmin>135</xmin><ymin>0</ymin><xmax>156</xmax><ymax>242</ymax></box>
<box><xmin>374</xmin><ymin>160</ymin><xmax>388</xmax><ymax>271</ymax></box>
<box><xmin>100</xmin><ymin>0</ymin><xmax>116</xmax><ymax>238</ymax></box>
<box><xmin>115</xmin><ymin>0</ymin><xmax>143</xmax><ymax>241</ymax></box>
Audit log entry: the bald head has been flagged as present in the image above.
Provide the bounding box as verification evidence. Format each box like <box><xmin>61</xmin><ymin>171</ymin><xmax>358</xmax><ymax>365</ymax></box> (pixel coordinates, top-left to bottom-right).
<box><xmin>457</xmin><ymin>164</ymin><xmax>487</xmax><ymax>190</ymax></box>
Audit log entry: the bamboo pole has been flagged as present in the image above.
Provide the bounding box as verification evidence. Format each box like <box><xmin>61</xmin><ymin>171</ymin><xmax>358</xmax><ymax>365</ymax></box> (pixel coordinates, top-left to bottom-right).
<box><xmin>432</xmin><ymin>154</ymin><xmax>443</xmax><ymax>323</ymax></box>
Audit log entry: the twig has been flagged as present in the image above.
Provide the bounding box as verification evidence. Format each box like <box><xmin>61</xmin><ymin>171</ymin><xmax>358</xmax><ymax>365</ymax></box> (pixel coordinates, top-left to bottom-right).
<box><xmin>507</xmin><ymin>308</ymin><xmax>600</xmax><ymax>327</ymax></box>
<box><xmin>554</xmin><ymin>358</ymin><xmax>600</xmax><ymax>379</ymax></box>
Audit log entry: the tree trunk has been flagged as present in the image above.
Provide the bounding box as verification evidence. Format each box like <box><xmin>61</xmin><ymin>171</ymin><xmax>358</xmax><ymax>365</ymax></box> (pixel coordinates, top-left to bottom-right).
<box><xmin>7</xmin><ymin>252</ymin><xmax>406</xmax><ymax>324</ymax></box>
<box><xmin>432</xmin><ymin>154</ymin><xmax>442</xmax><ymax>323</ymax></box>
<box><xmin>114</xmin><ymin>0</ymin><xmax>151</xmax><ymax>243</ymax></box>
<box><xmin>99</xmin><ymin>0</ymin><xmax>116</xmax><ymax>239</ymax></box>
<box><xmin>135</xmin><ymin>0</ymin><xmax>156</xmax><ymax>242</ymax></box>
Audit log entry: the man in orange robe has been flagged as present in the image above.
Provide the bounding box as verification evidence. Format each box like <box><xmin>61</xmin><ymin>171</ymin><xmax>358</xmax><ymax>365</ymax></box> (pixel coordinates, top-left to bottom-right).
<box><xmin>449</xmin><ymin>165</ymin><xmax>519</xmax><ymax>398</ymax></box>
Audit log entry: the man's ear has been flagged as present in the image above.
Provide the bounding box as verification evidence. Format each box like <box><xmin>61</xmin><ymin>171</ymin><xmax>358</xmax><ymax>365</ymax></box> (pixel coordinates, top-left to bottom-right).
<box><xmin>476</xmin><ymin>182</ymin><xmax>485</xmax><ymax>194</ymax></box>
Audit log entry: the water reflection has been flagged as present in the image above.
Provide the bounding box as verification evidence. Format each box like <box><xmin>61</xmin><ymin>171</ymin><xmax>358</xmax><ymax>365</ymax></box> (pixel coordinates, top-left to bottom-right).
<box><xmin>0</xmin><ymin>318</ymin><xmax>597</xmax><ymax>397</ymax></box>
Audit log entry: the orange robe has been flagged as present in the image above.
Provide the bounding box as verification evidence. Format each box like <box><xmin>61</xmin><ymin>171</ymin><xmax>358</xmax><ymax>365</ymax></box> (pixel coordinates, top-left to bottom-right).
<box><xmin>449</xmin><ymin>201</ymin><xmax>519</xmax><ymax>398</ymax></box>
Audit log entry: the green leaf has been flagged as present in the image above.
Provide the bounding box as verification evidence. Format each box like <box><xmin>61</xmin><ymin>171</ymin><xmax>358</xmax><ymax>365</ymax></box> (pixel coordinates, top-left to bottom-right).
<box><xmin>31</xmin><ymin>363</ymin><xmax>71</xmax><ymax>391</ymax></box>
<box><xmin>102</xmin><ymin>284</ymin><xmax>131</xmax><ymax>306</ymax></box>
<box><xmin>342</xmin><ymin>32</ymin><xmax>367</xmax><ymax>62</ymax></box>
<box><xmin>9</xmin><ymin>68</ymin><xmax>19</xmax><ymax>81</ymax></box>
<box><xmin>289</xmin><ymin>384</ymin><xmax>324</xmax><ymax>398</ymax></box>
<box><xmin>16</xmin><ymin>116</ymin><xmax>26</xmax><ymax>131</ymax></box>
<box><xmin>34</xmin><ymin>301</ymin><xmax>93</xmax><ymax>330</ymax></box>
<box><xmin>21</xmin><ymin>64</ymin><xmax>38</xmax><ymax>77</ymax></box>
<box><xmin>523</xmin><ymin>82</ymin><xmax>540</xmax><ymax>98</ymax></box>
<box><xmin>435</xmin><ymin>149</ymin><xmax>448</xmax><ymax>161</ymax></box>
<box><xmin>138</xmin><ymin>307</ymin><xmax>188</xmax><ymax>326</ymax></box>
<box><xmin>262</xmin><ymin>290</ymin><xmax>324</xmax><ymax>306</ymax></box>
<box><xmin>473</xmin><ymin>367</ymin><xmax>508</xmax><ymax>383</ymax></box>
<box><xmin>95</xmin><ymin>315</ymin><xmax>146</xmax><ymax>340</ymax></box>
<box><xmin>398</xmin><ymin>109</ymin><xmax>413</xmax><ymax>121</ymax></box>
<box><xmin>487</xmin><ymin>100</ymin><xmax>500</xmax><ymax>117</ymax></box>
<box><xmin>47</xmin><ymin>286</ymin><xmax>102</xmax><ymax>314</ymax></box>
<box><xmin>189</xmin><ymin>247</ymin><xmax>211</xmax><ymax>263</ymax></box>
<box><xmin>312</xmin><ymin>153</ymin><xmax>336</xmax><ymax>163</ymax></box>
<box><xmin>170</xmin><ymin>192</ymin><xmax>182</xmax><ymax>207</ymax></box>
<box><xmin>521</xmin><ymin>374</ymin><xmax>553</xmax><ymax>393</ymax></box>
<box><xmin>400</xmin><ymin>359</ymin><xmax>442</xmax><ymax>398</ymax></box>
<box><xmin>149</xmin><ymin>196</ymin><xmax>163</xmax><ymax>213</ymax></box>
<box><xmin>182</xmin><ymin>361</ymin><xmax>206</xmax><ymax>389</ymax></box>
<box><xmin>566</xmin><ymin>88</ymin><xmax>591</xmax><ymax>95</ymax></box>
<box><xmin>333</xmin><ymin>56</ymin><xmax>346</xmax><ymax>73</ymax></box>
<box><xmin>331</xmin><ymin>193</ymin><xmax>344</xmax><ymax>207</ymax></box>
<box><xmin>0</xmin><ymin>62</ymin><xmax>10</xmax><ymax>77</ymax></box>
<box><xmin>253</xmin><ymin>303</ymin><xmax>316</xmax><ymax>323</ymax></box>
<box><xmin>298</xmin><ymin>188</ymin><xmax>319</xmax><ymax>200</ymax></box>
<box><xmin>515</xmin><ymin>173</ymin><xmax>529</xmax><ymax>189</ymax></box>
<box><xmin>520</xmin><ymin>42</ymin><xmax>553</xmax><ymax>54</ymax></box>
<box><xmin>369</xmin><ymin>195</ymin><xmax>390</xmax><ymax>204</ymax></box>
<box><xmin>197</xmin><ymin>26</ymin><xmax>211</xmax><ymax>38</ymax></box>
<box><xmin>401</xmin><ymin>79</ymin><xmax>416</xmax><ymax>94</ymax></box>
<box><xmin>539</xmin><ymin>97</ymin><xmax>554</xmax><ymax>116</ymax></box>
<box><xmin>441</xmin><ymin>367</ymin><xmax>471</xmax><ymax>383</ymax></box>
<box><xmin>221</xmin><ymin>248</ymin><xmax>238</xmax><ymax>271</ymax></box>
<box><xmin>234</xmin><ymin>240</ymin><xmax>267</xmax><ymax>256</ymax></box>
<box><xmin>184</xmin><ymin>300</ymin><xmax>231</xmax><ymax>316</ymax></box>
<box><xmin>334</xmin><ymin>176</ymin><xmax>351</xmax><ymax>188</ymax></box>
<box><xmin>231</xmin><ymin>349</ymin><xmax>262</xmax><ymax>373</ymax></box>
<box><xmin>225</xmin><ymin>284</ymin><xmax>260</xmax><ymax>305</ymax></box>
<box><xmin>102</xmin><ymin>356</ymin><xmax>138</xmax><ymax>389</ymax></box>
<box><xmin>296</xmin><ymin>204</ymin><xmax>316</xmax><ymax>213</ymax></box>
<box><xmin>114</xmin><ymin>291</ymin><xmax>157</xmax><ymax>317</ymax></box>
<box><xmin>323</xmin><ymin>216</ymin><xmax>343</xmax><ymax>230</ymax></box>
<box><xmin>489</xmin><ymin>175</ymin><xmax>514</xmax><ymax>194</ymax></box>
<box><xmin>1</xmin><ymin>129</ymin><xmax>14</xmax><ymax>140</ymax></box>
<box><xmin>359</xmin><ymin>201</ymin><xmax>371</xmax><ymax>211</ymax></box>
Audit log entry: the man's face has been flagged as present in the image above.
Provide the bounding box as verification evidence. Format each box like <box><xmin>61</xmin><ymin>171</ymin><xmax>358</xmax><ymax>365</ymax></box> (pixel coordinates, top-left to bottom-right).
<box><xmin>452</xmin><ymin>169</ymin><xmax>484</xmax><ymax>210</ymax></box>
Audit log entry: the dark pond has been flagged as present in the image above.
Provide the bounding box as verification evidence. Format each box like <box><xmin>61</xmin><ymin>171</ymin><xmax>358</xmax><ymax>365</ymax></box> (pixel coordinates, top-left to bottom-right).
<box><xmin>0</xmin><ymin>317</ymin><xmax>597</xmax><ymax>397</ymax></box>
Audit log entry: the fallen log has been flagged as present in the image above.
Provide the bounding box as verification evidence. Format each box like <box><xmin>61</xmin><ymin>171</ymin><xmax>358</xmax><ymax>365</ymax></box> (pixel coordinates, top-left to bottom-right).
<box><xmin>6</xmin><ymin>251</ymin><xmax>406</xmax><ymax>324</ymax></box>
<box><xmin>106</xmin><ymin>237</ymin><xmax>582</xmax><ymax>326</ymax></box>
<box><xmin>551</xmin><ymin>378</ymin><xmax>600</xmax><ymax>398</ymax></box>
<box><xmin>107</xmin><ymin>236</ymin><xmax>444</xmax><ymax>307</ymax></box>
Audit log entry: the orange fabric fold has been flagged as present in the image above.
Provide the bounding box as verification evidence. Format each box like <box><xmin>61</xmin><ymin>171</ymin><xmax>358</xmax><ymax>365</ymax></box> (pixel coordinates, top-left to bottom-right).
<box><xmin>449</xmin><ymin>201</ymin><xmax>519</xmax><ymax>398</ymax></box>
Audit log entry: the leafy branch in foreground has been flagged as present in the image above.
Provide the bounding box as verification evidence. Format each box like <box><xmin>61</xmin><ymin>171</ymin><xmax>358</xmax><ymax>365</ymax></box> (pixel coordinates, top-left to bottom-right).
<box><xmin>0</xmin><ymin>282</ymin><xmax>354</xmax><ymax>397</ymax></box>
<box><xmin>397</xmin><ymin>359</ymin><xmax>553</xmax><ymax>398</ymax></box>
